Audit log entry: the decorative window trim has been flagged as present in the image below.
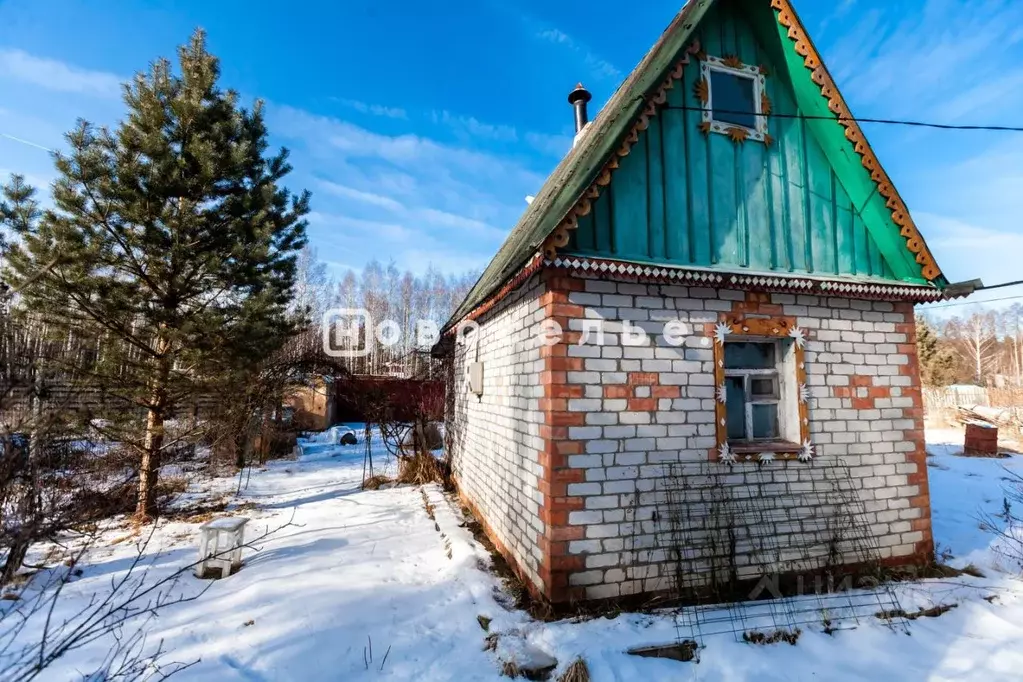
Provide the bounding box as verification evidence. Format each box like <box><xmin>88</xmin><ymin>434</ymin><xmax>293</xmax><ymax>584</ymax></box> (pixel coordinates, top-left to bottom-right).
<box><xmin>712</xmin><ymin>316</ymin><xmax>811</xmax><ymax>464</ymax></box>
<box><xmin>696</xmin><ymin>54</ymin><xmax>770</xmax><ymax>145</ymax></box>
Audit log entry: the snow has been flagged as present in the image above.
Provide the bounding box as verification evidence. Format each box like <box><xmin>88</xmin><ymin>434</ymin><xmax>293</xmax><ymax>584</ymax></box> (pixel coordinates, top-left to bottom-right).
<box><xmin>5</xmin><ymin>425</ymin><xmax>1023</xmax><ymax>680</ymax></box>
<box><xmin>201</xmin><ymin>517</ymin><xmax>248</xmax><ymax>531</ymax></box>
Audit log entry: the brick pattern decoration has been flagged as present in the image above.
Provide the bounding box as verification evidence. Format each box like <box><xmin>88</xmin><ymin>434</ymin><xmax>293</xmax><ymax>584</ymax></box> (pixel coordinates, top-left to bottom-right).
<box><xmin>447</xmin><ymin>271</ymin><xmax>932</xmax><ymax>604</ymax></box>
<box><xmin>543</xmin><ymin>277</ymin><xmax>933</xmax><ymax>601</ymax></box>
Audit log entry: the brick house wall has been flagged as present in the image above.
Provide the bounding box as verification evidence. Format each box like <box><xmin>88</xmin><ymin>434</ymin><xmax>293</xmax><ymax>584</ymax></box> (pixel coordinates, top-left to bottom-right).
<box><xmin>445</xmin><ymin>269</ymin><xmax>931</xmax><ymax>604</ymax></box>
<box><xmin>447</xmin><ymin>274</ymin><xmax>549</xmax><ymax>593</ymax></box>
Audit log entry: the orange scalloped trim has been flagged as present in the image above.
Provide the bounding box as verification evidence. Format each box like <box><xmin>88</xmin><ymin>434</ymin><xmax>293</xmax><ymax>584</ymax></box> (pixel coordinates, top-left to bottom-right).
<box><xmin>694</xmin><ymin>76</ymin><xmax>709</xmax><ymax>104</ymax></box>
<box><xmin>542</xmin><ymin>40</ymin><xmax>702</xmax><ymax>259</ymax></box>
<box><xmin>722</xmin><ymin>54</ymin><xmax>743</xmax><ymax>69</ymax></box>
<box><xmin>726</xmin><ymin>127</ymin><xmax>749</xmax><ymax>144</ymax></box>
<box><xmin>770</xmin><ymin>0</ymin><xmax>942</xmax><ymax>282</ymax></box>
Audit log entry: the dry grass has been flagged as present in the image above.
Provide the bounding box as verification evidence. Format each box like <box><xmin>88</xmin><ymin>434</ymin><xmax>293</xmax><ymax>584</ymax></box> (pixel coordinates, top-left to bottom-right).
<box><xmin>743</xmin><ymin>628</ymin><xmax>801</xmax><ymax>645</ymax></box>
<box><xmin>396</xmin><ymin>452</ymin><xmax>444</xmax><ymax>485</ymax></box>
<box><xmin>362</xmin><ymin>474</ymin><xmax>393</xmax><ymax>490</ymax></box>
<box><xmin>557</xmin><ymin>659</ymin><xmax>590</xmax><ymax>682</ymax></box>
<box><xmin>876</xmin><ymin>603</ymin><xmax>957</xmax><ymax>621</ymax></box>
<box><xmin>627</xmin><ymin>641</ymin><xmax>699</xmax><ymax>662</ymax></box>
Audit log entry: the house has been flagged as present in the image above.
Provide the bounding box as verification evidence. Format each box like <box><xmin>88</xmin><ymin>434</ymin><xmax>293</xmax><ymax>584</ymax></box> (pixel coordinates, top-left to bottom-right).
<box><xmin>434</xmin><ymin>0</ymin><xmax>947</xmax><ymax>605</ymax></box>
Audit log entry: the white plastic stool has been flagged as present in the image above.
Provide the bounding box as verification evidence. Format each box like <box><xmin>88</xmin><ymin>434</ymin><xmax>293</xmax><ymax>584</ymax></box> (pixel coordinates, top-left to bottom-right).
<box><xmin>196</xmin><ymin>517</ymin><xmax>248</xmax><ymax>579</ymax></box>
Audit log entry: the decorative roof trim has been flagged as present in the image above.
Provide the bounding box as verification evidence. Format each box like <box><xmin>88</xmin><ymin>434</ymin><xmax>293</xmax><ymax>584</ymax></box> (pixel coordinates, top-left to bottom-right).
<box><xmin>540</xmin><ymin>41</ymin><xmax>704</xmax><ymax>260</ymax></box>
<box><xmin>771</xmin><ymin>0</ymin><xmax>942</xmax><ymax>282</ymax></box>
<box><xmin>441</xmin><ymin>253</ymin><xmax>544</xmax><ymax>337</ymax></box>
<box><xmin>546</xmin><ymin>255</ymin><xmax>946</xmax><ymax>301</ymax></box>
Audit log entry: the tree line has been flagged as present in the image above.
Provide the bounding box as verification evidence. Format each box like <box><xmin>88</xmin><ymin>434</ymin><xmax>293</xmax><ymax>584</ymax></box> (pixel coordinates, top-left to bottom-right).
<box><xmin>293</xmin><ymin>251</ymin><xmax>478</xmax><ymax>377</ymax></box>
<box><xmin>917</xmin><ymin>305</ymin><xmax>1023</xmax><ymax>387</ymax></box>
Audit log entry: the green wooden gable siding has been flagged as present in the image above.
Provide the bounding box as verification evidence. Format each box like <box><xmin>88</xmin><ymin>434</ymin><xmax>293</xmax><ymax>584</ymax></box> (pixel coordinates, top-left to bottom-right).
<box><xmin>567</xmin><ymin>0</ymin><xmax>899</xmax><ymax>281</ymax></box>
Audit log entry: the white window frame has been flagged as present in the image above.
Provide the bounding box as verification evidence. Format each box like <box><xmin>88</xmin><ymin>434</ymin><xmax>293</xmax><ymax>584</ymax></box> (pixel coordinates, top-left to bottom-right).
<box><xmin>700</xmin><ymin>55</ymin><xmax>768</xmax><ymax>142</ymax></box>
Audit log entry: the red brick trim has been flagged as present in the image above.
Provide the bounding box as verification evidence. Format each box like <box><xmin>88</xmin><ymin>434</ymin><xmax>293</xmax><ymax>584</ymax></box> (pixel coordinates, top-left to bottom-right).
<box><xmin>535</xmin><ymin>268</ymin><xmax>589</xmax><ymax>604</ymax></box>
<box><xmin>893</xmin><ymin>307</ymin><xmax>934</xmax><ymax>560</ymax></box>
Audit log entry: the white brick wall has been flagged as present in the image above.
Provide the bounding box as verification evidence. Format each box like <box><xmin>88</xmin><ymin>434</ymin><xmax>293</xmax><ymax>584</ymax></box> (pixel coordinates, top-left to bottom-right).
<box><xmin>448</xmin><ymin>274</ymin><xmax>547</xmax><ymax>590</ymax></box>
<box><xmin>558</xmin><ymin>278</ymin><xmax>927</xmax><ymax>601</ymax></box>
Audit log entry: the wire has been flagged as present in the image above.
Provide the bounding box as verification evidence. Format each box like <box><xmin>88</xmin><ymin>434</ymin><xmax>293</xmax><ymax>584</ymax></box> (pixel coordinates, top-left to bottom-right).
<box><xmin>977</xmin><ymin>279</ymin><xmax>1023</xmax><ymax>292</ymax></box>
<box><xmin>661</xmin><ymin>105</ymin><xmax>1023</xmax><ymax>132</ymax></box>
<box><xmin>0</xmin><ymin>132</ymin><xmax>54</xmax><ymax>152</ymax></box>
<box><xmin>924</xmin><ymin>296</ymin><xmax>1023</xmax><ymax>312</ymax></box>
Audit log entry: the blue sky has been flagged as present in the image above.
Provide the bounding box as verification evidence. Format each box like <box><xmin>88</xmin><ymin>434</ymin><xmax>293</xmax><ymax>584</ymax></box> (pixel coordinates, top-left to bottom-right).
<box><xmin>1</xmin><ymin>0</ymin><xmax>1022</xmax><ymax>309</ymax></box>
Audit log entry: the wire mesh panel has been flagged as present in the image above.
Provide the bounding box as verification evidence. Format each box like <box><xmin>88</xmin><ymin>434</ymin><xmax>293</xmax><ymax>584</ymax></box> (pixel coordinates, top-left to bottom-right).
<box><xmin>650</xmin><ymin>460</ymin><xmax>908</xmax><ymax>644</ymax></box>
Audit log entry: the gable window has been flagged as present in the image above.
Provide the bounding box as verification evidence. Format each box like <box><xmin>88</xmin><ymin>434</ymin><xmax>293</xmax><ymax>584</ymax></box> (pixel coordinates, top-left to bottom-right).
<box><xmin>698</xmin><ymin>55</ymin><xmax>769</xmax><ymax>143</ymax></box>
<box><xmin>712</xmin><ymin>318</ymin><xmax>812</xmax><ymax>463</ymax></box>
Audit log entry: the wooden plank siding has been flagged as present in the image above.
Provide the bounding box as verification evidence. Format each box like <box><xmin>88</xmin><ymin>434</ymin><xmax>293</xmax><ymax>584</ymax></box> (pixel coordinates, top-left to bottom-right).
<box><xmin>568</xmin><ymin>0</ymin><xmax>896</xmax><ymax>280</ymax></box>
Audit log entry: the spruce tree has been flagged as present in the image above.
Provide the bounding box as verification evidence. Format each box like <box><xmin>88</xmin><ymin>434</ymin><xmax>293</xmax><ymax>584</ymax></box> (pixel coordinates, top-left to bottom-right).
<box><xmin>1</xmin><ymin>30</ymin><xmax>309</xmax><ymax>520</ymax></box>
<box><xmin>916</xmin><ymin>315</ymin><xmax>959</xmax><ymax>387</ymax></box>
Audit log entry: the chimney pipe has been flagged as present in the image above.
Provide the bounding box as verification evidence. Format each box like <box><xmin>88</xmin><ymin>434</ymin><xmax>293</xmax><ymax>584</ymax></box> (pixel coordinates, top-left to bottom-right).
<box><xmin>568</xmin><ymin>83</ymin><xmax>592</xmax><ymax>135</ymax></box>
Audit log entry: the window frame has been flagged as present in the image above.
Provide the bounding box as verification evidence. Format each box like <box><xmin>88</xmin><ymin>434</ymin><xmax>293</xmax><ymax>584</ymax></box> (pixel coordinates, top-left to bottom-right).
<box><xmin>712</xmin><ymin>316</ymin><xmax>812</xmax><ymax>463</ymax></box>
<box><xmin>724</xmin><ymin>342</ymin><xmax>782</xmax><ymax>442</ymax></box>
<box><xmin>699</xmin><ymin>55</ymin><xmax>769</xmax><ymax>143</ymax></box>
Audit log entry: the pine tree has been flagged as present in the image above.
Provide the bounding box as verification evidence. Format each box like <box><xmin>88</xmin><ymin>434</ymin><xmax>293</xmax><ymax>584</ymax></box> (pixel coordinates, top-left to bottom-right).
<box><xmin>1</xmin><ymin>30</ymin><xmax>309</xmax><ymax>520</ymax></box>
<box><xmin>916</xmin><ymin>315</ymin><xmax>959</xmax><ymax>387</ymax></box>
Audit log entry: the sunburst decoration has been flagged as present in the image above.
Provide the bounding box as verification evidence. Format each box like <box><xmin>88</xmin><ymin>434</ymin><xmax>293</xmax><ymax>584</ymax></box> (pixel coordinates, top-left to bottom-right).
<box><xmin>694</xmin><ymin>77</ymin><xmax>709</xmax><ymax>104</ymax></box>
<box><xmin>798</xmin><ymin>439</ymin><xmax>815</xmax><ymax>463</ymax></box>
<box><xmin>758</xmin><ymin>452</ymin><xmax>776</xmax><ymax>463</ymax></box>
<box><xmin>722</xmin><ymin>54</ymin><xmax>743</xmax><ymax>69</ymax></box>
<box><xmin>717</xmin><ymin>383</ymin><xmax>728</xmax><ymax>404</ymax></box>
<box><xmin>763</xmin><ymin>133</ymin><xmax>774</xmax><ymax>147</ymax></box>
<box><xmin>788</xmin><ymin>326</ymin><xmax>807</xmax><ymax>348</ymax></box>
<box><xmin>799</xmin><ymin>383</ymin><xmax>810</xmax><ymax>403</ymax></box>
<box><xmin>759</xmin><ymin>63</ymin><xmax>771</xmax><ymax>76</ymax></box>
<box><xmin>726</xmin><ymin>127</ymin><xmax>749</xmax><ymax>144</ymax></box>
<box><xmin>761</xmin><ymin>91</ymin><xmax>773</xmax><ymax>116</ymax></box>
<box><xmin>713</xmin><ymin>323</ymin><xmax>732</xmax><ymax>345</ymax></box>
<box><xmin>698</xmin><ymin>121</ymin><xmax>712</xmax><ymax>135</ymax></box>
<box><xmin>719</xmin><ymin>442</ymin><xmax>736</xmax><ymax>465</ymax></box>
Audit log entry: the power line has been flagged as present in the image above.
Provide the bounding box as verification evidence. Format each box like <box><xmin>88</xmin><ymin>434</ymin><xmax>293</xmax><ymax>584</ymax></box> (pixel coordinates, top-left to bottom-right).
<box><xmin>0</xmin><ymin>132</ymin><xmax>54</xmax><ymax>153</ymax></box>
<box><xmin>977</xmin><ymin>279</ymin><xmax>1023</xmax><ymax>292</ymax></box>
<box><xmin>923</xmin><ymin>293</ymin><xmax>1023</xmax><ymax>310</ymax></box>
<box><xmin>661</xmin><ymin>105</ymin><xmax>1023</xmax><ymax>133</ymax></box>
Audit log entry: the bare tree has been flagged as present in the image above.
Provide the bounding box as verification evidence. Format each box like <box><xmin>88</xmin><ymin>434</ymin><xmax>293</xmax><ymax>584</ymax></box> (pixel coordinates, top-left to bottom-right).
<box><xmin>946</xmin><ymin>312</ymin><xmax>997</xmax><ymax>384</ymax></box>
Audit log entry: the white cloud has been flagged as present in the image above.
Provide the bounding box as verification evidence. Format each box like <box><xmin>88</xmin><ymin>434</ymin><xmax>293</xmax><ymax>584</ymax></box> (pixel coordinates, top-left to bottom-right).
<box><xmin>269</xmin><ymin>104</ymin><xmax>546</xmax><ymax>192</ymax></box>
<box><xmin>334</xmin><ymin>98</ymin><xmax>408</xmax><ymax>120</ymax></box>
<box><xmin>823</xmin><ymin>0</ymin><xmax>1023</xmax><ymax>120</ymax></box>
<box><xmin>535</xmin><ymin>25</ymin><xmax>621</xmax><ymax>82</ymax></box>
<box><xmin>315</xmin><ymin>180</ymin><xmax>506</xmax><ymax>242</ymax></box>
<box><xmin>0</xmin><ymin>48</ymin><xmax>122</xmax><ymax>98</ymax></box>
<box><xmin>525</xmin><ymin>131</ymin><xmax>572</xmax><ymax>158</ymax></box>
<box><xmin>307</xmin><ymin>211</ymin><xmax>493</xmax><ymax>275</ymax></box>
<box><xmin>432</xmin><ymin>110</ymin><xmax>519</xmax><ymax>143</ymax></box>
<box><xmin>318</xmin><ymin>180</ymin><xmax>405</xmax><ymax>211</ymax></box>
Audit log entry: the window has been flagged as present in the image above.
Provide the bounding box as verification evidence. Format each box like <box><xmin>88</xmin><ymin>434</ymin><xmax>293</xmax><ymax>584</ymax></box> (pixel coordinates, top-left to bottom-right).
<box><xmin>724</xmin><ymin>341</ymin><xmax>781</xmax><ymax>441</ymax></box>
<box><xmin>709</xmin><ymin>71</ymin><xmax>758</xmax><ymax>130</ymax></box>
<box><xmin>712</xmin><ymin>317</ymin><xmax>812</xmax><ymax>462</ymax></box>
<box><xmin>698</xmin><ymin>54</ymin><xmax>769</xmax><ymax>143</ymax></box>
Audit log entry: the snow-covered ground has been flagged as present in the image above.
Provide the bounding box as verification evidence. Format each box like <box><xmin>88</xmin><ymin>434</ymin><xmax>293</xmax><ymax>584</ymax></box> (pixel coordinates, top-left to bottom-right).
<box><xmin>4</xmin><ymin>426</ymin><xmax>1023</xmax><ymax>680</ymax></box>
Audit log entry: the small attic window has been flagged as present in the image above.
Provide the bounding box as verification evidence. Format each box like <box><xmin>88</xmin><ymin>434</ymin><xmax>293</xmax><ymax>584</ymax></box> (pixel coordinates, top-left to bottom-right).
<box><xmin>698</xmin><ymin>54</ymin><xmax>769</xmax><ymax>143</ymax></box>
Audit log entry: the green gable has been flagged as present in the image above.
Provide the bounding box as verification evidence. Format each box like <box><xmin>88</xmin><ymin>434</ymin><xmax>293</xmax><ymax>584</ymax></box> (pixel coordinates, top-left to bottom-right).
<box><xmin>442</xmin><ymin>0</ymin><xmax>945</xmax><ymax>332</ymax></box>
<box><xmin>569</xmin><ymin>0</ymin><xmax>906</xmax><ymax>281</ymax></box>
